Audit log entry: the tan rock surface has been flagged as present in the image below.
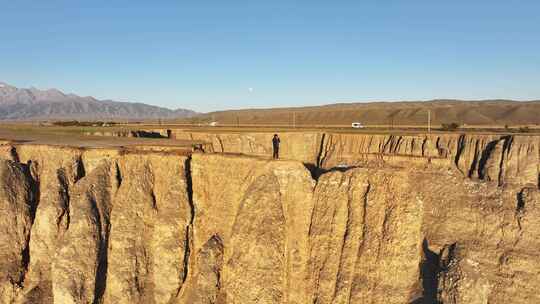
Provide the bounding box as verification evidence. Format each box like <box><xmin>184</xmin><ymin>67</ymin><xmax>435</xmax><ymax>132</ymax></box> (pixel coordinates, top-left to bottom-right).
<box><xmin>181</xmin><ymin>153</ymin><xmax>315</xmax><ymax>304</ymax></box>
<box><xmin>14</xmin><ymin>146</ymin><xmax>84</xmax><ymax>303</ymax></box>
<box><xmin>309</xmin><ymin>168</ymin><xmax>424</xmax><ymax>304</ymax></box>
<box><xmin>0</xmin><ymin>138</ymin><xmax>538</xmax><ymax>304</ymax></box>
<box><xmin>172</xmin><ymin>131</ymin><xmax>322</xmax><ymax>164</ymax></box>
<box><xmin>104</xmin><ymin>153</ymin><xmax>191</xmax><ymax>304</ymax></box>
<box><xmin>171</xmin><ymin>130</ymin><xmax>539</xmax><ymax>188</ymax></box>
<box><xmin>52</xmin><ymin>160</ymin><xmax>112</xmax><ymax>304</ymax></box>
<box><xmin>0</xmin><ymin>160</ymin><xmax>36</xmax><ymax>303</ymax></box>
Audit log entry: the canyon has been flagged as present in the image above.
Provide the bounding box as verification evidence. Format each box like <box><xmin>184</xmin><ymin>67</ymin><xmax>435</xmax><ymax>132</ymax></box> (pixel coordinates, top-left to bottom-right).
<box><xmin>0</xmin><ymin>129</ymin><xmax>539</xmax><ymax>303</ymax></box>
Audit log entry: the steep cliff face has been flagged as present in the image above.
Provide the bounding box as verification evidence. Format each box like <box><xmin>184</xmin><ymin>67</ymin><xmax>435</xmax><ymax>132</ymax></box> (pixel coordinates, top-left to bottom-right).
<box><xmin>0</xmin><ymin>159</ymin><xmax>37</xmax><ymax>304</ymax></box>
<box><xmin>181</xmin><ymin>154</ymin><xmax>315</xmax><ymax>304</ymax></box>
<box><xmin>0</xmin><ymin>144</ymin><xmax>191</xmax><ymax>304</ymax></box>
<box><xmin>169</xmin><ymin>130</ymin><xmax>539</xmax><ymax>188</ymax></box>
<box><xmin>104</xmin><ymin>153</ymin><xmax>191</xmax><ymax>304</ymax></box>
<box><xmin>0</xmin><ymin>142</ymin><xmax>538</xmax><ymax>304</ymax></box>
<box><xmin>318</xmin><ymin>133</ymin><xmax>540</xmax><ymax>186</ymax></box>
<box><xmin>171</xmin><ymin>131</ymin><xmax>323</xmax><ymax>165</ymax></box>
<box><xmin>52</xmin><ymin>161</ymin><xmax>113</xmax><ymax>304</ymax></box>
<box><xmin>309</xmin><ymin>169</ymin><xmax>424</xmax><ymax>303</ymax></box>
<box><xmin>12</xmin><ymin>146</ymin><xmax>85</xmax><ymax>303</ymax></box>
<box><xmin>416</xmin><ymin>175</ymin><xmax>540</xmax><ymax>304</ymax></box>
<box><xmin>308</xmin><ymin>167</ymin><xmax>540</xmax><ymax>304</ymax></box>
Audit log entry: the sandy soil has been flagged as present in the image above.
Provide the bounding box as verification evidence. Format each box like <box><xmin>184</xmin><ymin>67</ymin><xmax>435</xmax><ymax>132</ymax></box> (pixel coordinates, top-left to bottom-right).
<box><xmin>0</xmin><ymin>125</ymin><xmax>199</xmax><ymax>149</ymax></box>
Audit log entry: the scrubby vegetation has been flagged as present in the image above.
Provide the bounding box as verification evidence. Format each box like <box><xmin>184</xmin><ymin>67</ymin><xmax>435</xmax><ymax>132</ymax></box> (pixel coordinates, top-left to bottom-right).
<box><xmin>518</xmin><ymin>126</ymin><xmax>530</xmax><ymax>133</ymax></box>
<box><xmin>440</xmin><ymin>122</ymin><xmax>460</xmax><ymax>131</ymax></box>
<box><xmin>52</xmin><ymin>121</ymin><xmax>117</xmax><ymax>127</ymax></box>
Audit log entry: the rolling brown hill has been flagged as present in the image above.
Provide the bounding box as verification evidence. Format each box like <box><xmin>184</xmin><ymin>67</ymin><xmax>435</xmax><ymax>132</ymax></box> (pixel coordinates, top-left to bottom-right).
<box><xmin>185</xmin><ymin>99</ymin><xmax>540</xmax><ymax>127</ymax></box>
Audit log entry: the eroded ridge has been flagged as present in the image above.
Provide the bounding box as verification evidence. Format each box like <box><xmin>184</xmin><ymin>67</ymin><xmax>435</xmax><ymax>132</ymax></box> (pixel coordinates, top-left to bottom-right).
<box><xmin>171</xmin><ymin>131</ymin><xmax>540</xmax><ymax>188</ymax></box>
<box><xmin>0</xmin><ymin>142</ymin><xmax>538</xmax><ymax>304</ymax></box>
<box><xmin>0</xmin><ymin>145</ymin><xmax>192</xmax><ymax>304</ymax></box>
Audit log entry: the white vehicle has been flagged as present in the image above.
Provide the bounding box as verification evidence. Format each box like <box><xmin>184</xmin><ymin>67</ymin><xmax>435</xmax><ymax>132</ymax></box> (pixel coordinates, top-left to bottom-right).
<box><xmin>209</xmin><ymin>121</ymin><xmax>218</xmax><ymax>127</ymax></box>
<box><xmin>351</xmin><ymin>122</ymin><xmax>364</xmax><ymax>128</ymax></box>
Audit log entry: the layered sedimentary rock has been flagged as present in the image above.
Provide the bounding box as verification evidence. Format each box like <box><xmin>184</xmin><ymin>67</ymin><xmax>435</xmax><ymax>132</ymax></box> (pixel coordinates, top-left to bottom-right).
<box><xmin>170</xmin><ymin>130</ymin><xmax>540</xmax><ymax>188</ymax></box>
<box><xmin>308</xmin><ymin>167</ymin><xmax>540</xmax><ymax>304</ymax></box>
<box><xmin>309</xmin><ymin>169</ymin><xmax>425</xmax><ymax>303</ymax></box>
<box><xmin>0</xmin><ymin>144</ymin><xmax>192</xmax><ymax>304</ymax></box>
<box><xmin>52</xmin><ymin>161</ymin><xmax>112</xmax><ymax>304</ymax></box>
<box><xmin>104</xmin><ymin>153</ymin><xmax>191</xmax><ymax>304</ymax></box>
<box><xmin>171</xmin><ymin>131</ymin><xmax>323</xmax><ymax>165</ymax></box>
<box><xmin>92</xmin><ymin>129</ymin><xmax>540</xmax><ymax>188</ymax></box>
<box><xmin>325</xmin><ymin>133</ymin><xmax>539</xmax><ymax>188</ymax></box>
<box><xmin>13</xmin><ymin>146</ymin><xmax>85</xmax><ymax>303</ymax></box>
<box><xmin>0</xmin><ymin>140</ymin><xmax>539</xmax><ymax>303</ymax></box>
<box><xmin>420</xmin><ymin>182</ymin><xmax>540</xmax><ymax>304</ymax></box>
<box><xmin>0</xmin><ymin>159</ymin><xmax>37</xmax><ymax>304</ymax></box>
<box><xmin>180</xmin><ymin>154</ymin><xmax>315</xmax><ymax>304</ymax></box>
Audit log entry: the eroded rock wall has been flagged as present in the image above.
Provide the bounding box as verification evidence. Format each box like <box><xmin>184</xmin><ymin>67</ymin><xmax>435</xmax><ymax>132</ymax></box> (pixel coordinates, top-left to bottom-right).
<box><xmin>0</xmin><ymin>145</ymin><xmax>191</xmax><ymax>304</ymax></box>
<box><xmin>172</xmin><ymin>131</ymin><xmax>323</xmax><ymax>165</ymax></box>
<box><xmin>90</xmin><ymin>129</ymin><xmax>540</xmax><ymax>187</ymax></box>
<box><xmin>171</xmin><ymin>130</ymin><xmax>540</xmax><ymax>188</ymax></box>
<box><xmin>0</xmin><ymin>159</ymin><xmax>37</xmax><ymax>303</ymax></box>
<box><xmin>180</xmin><ymin>154</ymin><xmax>315</xmax><ymax>304</ymax></box>
<box><xmin>309</xmin><ymin>169</ymin><xmax>424</xmax><ymax>303</ymax></box>
<box><xmin>0</xmin><ymin>143</ymin><xmax>539</xmax><ymax>304</ymax></box>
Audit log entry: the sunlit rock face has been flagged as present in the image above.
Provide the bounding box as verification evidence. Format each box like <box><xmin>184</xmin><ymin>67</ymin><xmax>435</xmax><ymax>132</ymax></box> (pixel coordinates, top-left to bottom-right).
<box><xmin>0</xmin><ymin>139</ymin><xmax>538</xmax><ymax>304</ymax></box>
<box><xmin>171</xmin><ymin>130</ymin><xmax>540</xmax><ymax>188</ymax></box>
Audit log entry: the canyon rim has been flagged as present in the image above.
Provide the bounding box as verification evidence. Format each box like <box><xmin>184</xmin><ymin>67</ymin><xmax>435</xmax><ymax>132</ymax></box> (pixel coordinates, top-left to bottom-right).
<box><xmin>0</xmin><ymin>130</ymin><xmax>538</xmax><ymax>304</ymax></box>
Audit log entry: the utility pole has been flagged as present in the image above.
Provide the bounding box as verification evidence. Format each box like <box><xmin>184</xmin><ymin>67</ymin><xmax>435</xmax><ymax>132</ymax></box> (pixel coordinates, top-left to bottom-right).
<box><xmin>428</xmin><ymin>109</ymin><xmax>431</xmax><ymax>133</ymax></box>
<box><xmin>293</xmin><ymin>112</ymin><xmax>296</xmax><ymax>128</ymax></box>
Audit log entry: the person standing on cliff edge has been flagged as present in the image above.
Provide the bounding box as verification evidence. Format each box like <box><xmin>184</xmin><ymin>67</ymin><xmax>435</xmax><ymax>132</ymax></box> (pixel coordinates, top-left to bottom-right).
<box><xmin>272</xmin><ymin>134</ymin><xmax>280</xmax><ymax>159</ymax></box>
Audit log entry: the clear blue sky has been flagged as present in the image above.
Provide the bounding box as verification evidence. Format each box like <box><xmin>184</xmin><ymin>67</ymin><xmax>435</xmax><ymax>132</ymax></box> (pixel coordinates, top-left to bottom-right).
<box><xmin>1</xmin><ymin>1</ymin><xmax>539</xmax><ymax>112</ymax></box>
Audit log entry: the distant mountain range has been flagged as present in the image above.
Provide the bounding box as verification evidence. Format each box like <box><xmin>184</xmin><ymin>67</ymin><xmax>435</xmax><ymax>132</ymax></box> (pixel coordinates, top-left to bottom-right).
<box><xmin>0</xmin><ymin>82</ymin><xmax>196</xmax><ymax>120</ymax></box>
